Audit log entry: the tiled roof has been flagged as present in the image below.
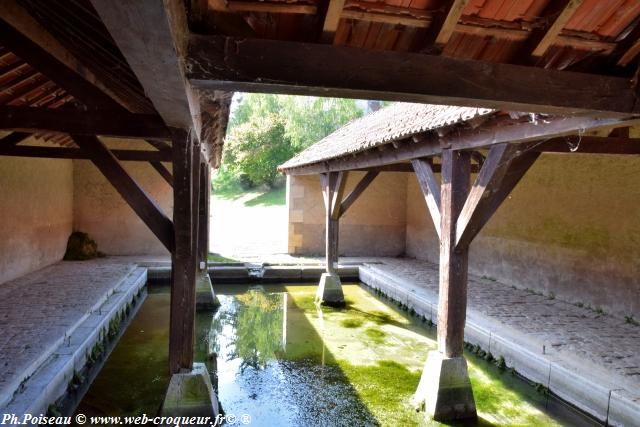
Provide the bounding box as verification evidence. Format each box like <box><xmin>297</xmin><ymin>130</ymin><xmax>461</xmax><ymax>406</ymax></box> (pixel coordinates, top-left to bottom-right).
<box><xmin>279</xmin><ymin>103</ymin><xmax>495</xmax><ymax>170</ymax></box>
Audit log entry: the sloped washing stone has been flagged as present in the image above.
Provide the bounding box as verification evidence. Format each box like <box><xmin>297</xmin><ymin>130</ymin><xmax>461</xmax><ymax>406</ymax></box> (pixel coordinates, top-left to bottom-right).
<box><xmin>196</xmin><ymin>272</ymin><xmax>220</xmax><ymax>310</ymax></box>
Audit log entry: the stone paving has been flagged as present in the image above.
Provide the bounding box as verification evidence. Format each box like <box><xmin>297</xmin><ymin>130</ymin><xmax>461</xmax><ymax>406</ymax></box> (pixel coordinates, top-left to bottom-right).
<box><xmin>364</xmin><ymin>258</ymin><xmax>640</xmax><ymax>393</ymax></box>
<box><xmin>0</xmin><ymin>259</ymin><xmax>136</xmax><ymax>404</ymax></box>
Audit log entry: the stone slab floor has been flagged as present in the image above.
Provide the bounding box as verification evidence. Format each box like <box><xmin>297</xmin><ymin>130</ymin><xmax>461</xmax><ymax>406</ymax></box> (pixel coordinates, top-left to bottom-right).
<box><xmin>0</xmin><ymin>259</ymin><xmax>136</xmax><ymax>405</ymax></box>
<box><xmin>362</xmin><ymin>258</ymin><xmax>640</xmax><ymax>399</ymax></box>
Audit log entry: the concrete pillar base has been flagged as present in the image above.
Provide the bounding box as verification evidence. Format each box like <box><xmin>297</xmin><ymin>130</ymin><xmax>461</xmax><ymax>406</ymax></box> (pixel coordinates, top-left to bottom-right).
<box><xmin>196</xmin><ymin>272</ymin><xmax>220</xmax><ymax>311</ymax></box>
<box><xmin>161</xmin><ymin>363</ymin><xmax>219</xmax><ymax>418</ymax></box>
<box><xmin>316</xmin><ymin>273</ymin><xmax>345</xmax><ymax>307</ymax></box>
<box><xmin>413</xmin><ymin>351</ymin><xmax>477</xmax><ymax>422</ymax></box>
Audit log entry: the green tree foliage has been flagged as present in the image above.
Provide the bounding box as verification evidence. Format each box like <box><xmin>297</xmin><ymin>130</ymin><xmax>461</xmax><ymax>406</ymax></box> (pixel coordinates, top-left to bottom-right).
<box><xmin>214</xmin><ymin>94</ymin><xmax>363</xmax><ymax>190</ymax></box>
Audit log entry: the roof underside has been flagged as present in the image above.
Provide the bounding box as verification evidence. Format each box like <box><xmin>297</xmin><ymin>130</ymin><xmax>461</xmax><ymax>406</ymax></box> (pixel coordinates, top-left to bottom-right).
<box><xmin>279</xmin><ymin>103</ymin><xmax>495</xmax><ymax>169</ymax></box>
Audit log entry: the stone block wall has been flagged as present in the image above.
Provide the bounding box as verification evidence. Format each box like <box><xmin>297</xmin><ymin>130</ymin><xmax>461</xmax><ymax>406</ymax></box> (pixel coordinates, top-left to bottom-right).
<box><xmin>287</xmin><ymin>172</ymin><xmax>408</xmax><ymax>257</ymax></box>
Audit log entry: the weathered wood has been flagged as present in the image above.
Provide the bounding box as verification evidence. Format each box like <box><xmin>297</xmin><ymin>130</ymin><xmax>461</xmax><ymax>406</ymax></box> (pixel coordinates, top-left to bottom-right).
<box><xmin>215</xmin><ymin>1</ymin><xmax>317</xmax><ymax>14</ymax></box>
<box><xmin>456</xmin><ymin>150</ymin><xmax>540</xmax><ymax>250</ymax></box>
<box><xmin>281</xmin><ymin>115</ymin><xmax>634</xmax><ymax>175</ymax></box>
<box><xmin>169</xmin><ymin>129</ymin><xmax>196</xmax><ymax>374</ymax></box>
<box><xmin>71</xmin><ymin>135</ymin><xmax>174</xmax><ymax>251</ymax></box>
<box><xmin>434</xmin><ymin>0</ymin><xmax>470</xmax><ymax>46</ymax></box>
<box><xmin>91</xmin><ymin>0</ymin><xmax>198</xmax><ymax>131</ymax></box>
<box><xmin>531</xmin><ymin>0</ymin><xmax>584</xmax><ymax>58</ymax></box>
<box><xmin>0</xmin><ymin>106</ymin><xmax>171</xmax><ymax>140</ymax></box>
<box><xmin>0</xmin><ymin>132</ymin><xmax>30</xmax><ymax>146</ymax></box>
<box><xmin>438</xmin><ymin>149</ymin><xmax>470</xmax><ymax>358</ymax></box>
<box><xmin>330</xmin><ymin>171</ymin><xmax>348</xmax><ymax>220</ymax></box>
<box><xmin>339</xmin><ymin>171</ymin><xmax>378</xmax><ymax>217</ymax></box>
<box><xmin>198</xmin><ymin>161</ymin><xmax>210</xmax><ymax>268</ymax></box>
<box><xmin>187</xmin><ymin>35</ymin><xmax>640</xmax><ymax>116</ymax></box>
<box><xmin>320</xmin><ymin>0</ymin><xmax>346</xmax><ymax>42</ymax></box>
<box><xmin>321</xmin><ymin>172</ymin><xmax>343</xmax><ymax>271</ymax></box>
<box><xmin>0</xmin><ymin>145</ymin><xmax>172</xmax><ymax>161</ymax></box>
<box><xmin>151</xmin><ymin>161</ymin><xmax>174</xmax><ymax>187</ymax></box>
<box><xmin>412</xmin><ymin>158</ymin><xmax>441</xmax><ymax>240</ymax></box>
<box><xmin>146</xmin><ymin>139</ymin><xmax>172</xmax><ymax>152</ymax></box>
<box><xmin>340</xmin><ymin>9</ymin><xmax>429</xmax><ymax>28</ymax></box>
<box><xmin>0</xmin><ymin>18</ymin><xmax>127</xmax><ymax>112</ymax></box>
<box><xmin>191</xmin><ymin>142</ymin><xmax>202</xmax><ymax>274</ymax></box>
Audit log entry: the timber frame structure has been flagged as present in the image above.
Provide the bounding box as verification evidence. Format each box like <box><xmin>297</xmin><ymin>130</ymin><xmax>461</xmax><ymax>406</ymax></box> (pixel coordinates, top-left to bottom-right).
<box><xmin>1</xmin><ymin>0</ymin><xmax>640</xmax><ymax>421</ymax></box>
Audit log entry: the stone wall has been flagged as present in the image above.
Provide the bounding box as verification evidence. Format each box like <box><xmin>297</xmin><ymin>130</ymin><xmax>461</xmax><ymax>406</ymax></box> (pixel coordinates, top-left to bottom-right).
<box><xmin>72</xmin><ymin>139</ymin><xmax>173</xmax><ymax>256</ymax></box>
<box><xmin>287</xmin><ymin>172</ymin><xmax>408</xmax><ymax>257</ymax></box>
<box><xmin>405</xmin><ymin>154</ymin><xmax>640</xmax><ymax>318</ymax></box>
<box><xmin>0</xmin><ymin>142</ymin><xmax>74</xmax><ymax>284</ymax></box>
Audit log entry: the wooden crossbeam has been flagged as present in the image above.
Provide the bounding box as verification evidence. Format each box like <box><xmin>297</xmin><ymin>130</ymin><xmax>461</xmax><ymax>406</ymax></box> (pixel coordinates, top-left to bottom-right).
<box><xmin>0</xmin><ymin>145</ymin><xmax>172</xmax><ymax>161</ymax></box>
<box><xmin>339</xmin><ymin>171</ymin><xmax>378</xmax><ymax>217</ymax></box>
<box><xmin>0</xmin><ymin>132</ymin><xmax>30</xmax><ymax>146</ymax></box>
<box><xmin>146</xmin><ymin>139</ymin><xmax>172</xmax><ymax>152</ymax></box>
<box><xmin>71</xmin><ymin>135</ymin><xmax>174</xmax><ymax>251</ymax></box>
<box><xmin>531</xmin><ymin>0</ymin><xmax>585</xmax><ymax>59</ymax></box>
<box><xmin>0</xmin><ymin>106</ymin><xmax>171</xmax><ymax>140</ymax></box>
<box><xmin>187</xmin><ymin>35</ymin><xmax>640</xmax><ymax>116</ymax></box>
<box><xmin>0</xmin><ymin>18</ymin><xmax>127</xmax><ymax>112</ymax></box>
<box><xmin>455</xmin><ymin>144</ymin><xmax>540</xmax><ymax>249</ymax></box>
<box><xmin>150</xmin><ymin>161</ymin><xmax>174</xmax><ymax>187</ymax></box>
<box><xmin>411</xmin><ymin>158</ymin><xmax>441</xmax><ymax>240</ymax></box>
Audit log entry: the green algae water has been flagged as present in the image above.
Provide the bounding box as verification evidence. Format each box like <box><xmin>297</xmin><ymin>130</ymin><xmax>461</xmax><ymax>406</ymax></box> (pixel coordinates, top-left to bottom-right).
<box><xmin>77</xmin><ymin>283</ymin><xmax>598</xmax><ymax>426</ymax></box>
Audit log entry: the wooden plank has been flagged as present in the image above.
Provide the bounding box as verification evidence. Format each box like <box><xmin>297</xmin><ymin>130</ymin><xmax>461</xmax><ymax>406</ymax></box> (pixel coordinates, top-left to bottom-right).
<box><xmin>456</xmin><ymin>150</ymin><xmax>539</xmax><ymax>249</ymax></box>
<box><xmin>169</xmin><ymin>128</ymin><xmax>196</xmax><ymax>374</ymax></box>
<box><xmin>71</xmin><ymin>135</ymin><xmax>174</xmax><ymax>251</ymax></box>
<box><xmin>617</xmin><ymin>29</ymin><xmax>640</xmax><ymax>67</ymax></box>
<box><xmin>281</xmin><ymin>115</ymin><xmax>635</xmax><ymax>175</ymax></box>
<box><xmin>0</xmin><ymin>132</ymin><xmax>30</xmax><ymax>146</ymax></box>
<box><xmin>187</xmin><ymin>35</ymin><xmax>640</xmax><ymax>116</ymax></box>
<box><xmin>411</xmin><ymin>158</ymin><xmax>441</xmax><ymax>240</ymax></box>
<box><xmin>532</xmin><ymin>0</ymin><xmax>585</xmax><ymax>58</ymax></box>
<box><xmin>437</xmin><ymin>149</ymin><xmax>470</xmax><ymax>358</ymax></box>
<box><xmin>151</xmin><ymin>161</ymin><xmax>174</xmax><ymax>186</ymax></box>
<box><xmin>0</xmin><ymin>17</ymin><xmax>127</xmax><ymax>112</ymax></box>
<box><xmin>355</xmin><ymin>163</ymin><xmax>481</xmax><ymax>173</ymax></box>
<box><xmin>341</xmin><ymin>9</ymin><xmax>429</xmax><ymax>28</ymax></box>
<box><xmin>321</xmin><ymin>0</ymin><xmax>347</xmax><ymax>43</ymax></box>
<box><xmin>225</xmin><ymin>1</ymin><xmax>317</xmax><ymax>14</ymax></box>
<box><xmin>191</xmin><ymin>142</ymin><xmax>202</xmax><ymax>273</ymax></box>
<box><xmin>339</xmin><ymin>171</ymin><xmax>378</xmax><ymax>217</ymax></box>
<box><xmin>0</xmin><ymin>106</ymin><xmax>171</xmax><ymax>140</ymax></box>
<box><xmin>435</xmin><ymin>0</ymin><xmax>470</xmax><ymax>46</ymax></box>
<box><xmin>0</xmin><ymin>145</ymin><xmax>172</xmax><ymax>161</ymax></box>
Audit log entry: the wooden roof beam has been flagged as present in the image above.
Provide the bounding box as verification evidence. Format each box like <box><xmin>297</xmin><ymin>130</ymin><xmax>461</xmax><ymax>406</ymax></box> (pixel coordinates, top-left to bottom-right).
<box><xmin>421</xmin><ymin>0</ymin><xmax>470</xmax><ymax>52</ymax></box>
<box><xmin>90</xmin><ymin>0</ymin><xmax>201</xmax><ymax>135</ymax></box>
<box><xmin>320</xmin><ymin>0</ymin><xmax>346</xmax><ymax>43</ymax></box>
<box><xmin>187</xmin><ymin>35</ymin><xmax>640</xmax><ymax>116</ymax></box>
<box><xmin>0</xmin><ymin>145</ymin><xmax>172</xmax><ymax>161</ymax></box>
<box><xmin>0</xmin><ymin>106</ymin><xmax>171</xmax><ymax>140</ymax></box>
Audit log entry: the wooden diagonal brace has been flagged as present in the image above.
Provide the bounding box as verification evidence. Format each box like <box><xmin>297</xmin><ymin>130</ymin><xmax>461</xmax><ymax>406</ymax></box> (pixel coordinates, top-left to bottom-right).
<box><xmin>71</xmin><ymin>135</ymin><xmax>174</xmax><ymax>252</ymax></box>
<box><xmin>150</xmin><ymin>161</ymin><xmax>174</xmax><ymax>187</ymax></box>
<box><xmin>339</xmin><ymin>171</ymin><xmax>378</xmax><ymax>217</ymax></box>
<box><xmin>412</xmin><ymin>158</ymin><xmax>441</xmax><ymax>240</ymax></box>
<box><xmin>455</xmin><ymin>143</ymin><xmax>540</xmax><ymax>249</ymax></box>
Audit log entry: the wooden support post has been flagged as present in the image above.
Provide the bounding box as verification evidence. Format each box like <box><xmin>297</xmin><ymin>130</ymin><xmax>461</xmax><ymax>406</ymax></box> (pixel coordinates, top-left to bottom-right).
<box><xmin>71</xmin><ymin>135</ymin><xmax>174</xmax><ymax>251</ymax></box>
<box><xmin>438</xmin><ymin>149</ymin><xmax>471</xmax><ymax>357</ymax></box>
<box><xmin>198</xmin><ymin>161</ymin><xmax>210</xmax><ymax>270</ymax></box>
<box><xmin>169</xmin><ymin>129</ymin><xmax>196</xmax><ymax>374</ymax></box>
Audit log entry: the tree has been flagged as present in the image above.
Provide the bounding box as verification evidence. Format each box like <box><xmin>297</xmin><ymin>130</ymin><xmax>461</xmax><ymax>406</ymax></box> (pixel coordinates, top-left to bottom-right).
<box><xmin>214</xmin><ymin>94</ymin><xmax>366</xmax><ymax>190</ymax></box>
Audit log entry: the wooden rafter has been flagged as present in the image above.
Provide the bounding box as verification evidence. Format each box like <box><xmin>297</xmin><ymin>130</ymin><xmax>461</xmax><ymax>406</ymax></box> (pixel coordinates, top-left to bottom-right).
<box><xmin>531</xmin><ymin>0</ymin><xmax>585</xmax><ymax>58</ymax></box>
<box><xmin>0</xmin><ymin>106</ymin><xmax>170</xmax><ymax>140</ymax></box>
<box><xmin>213</xmin><ymin>0</ymin><xmax>317</xmax><ymax>14</ymax></box>
<box><xmin>71</xmin><ymin>135</ymin><xmax>174</xmax><ymax>251</ymax></box>
<box><xmin>434</xmin><ymin>0</ymin><xmax>470</xmax><ymax>47</ymax></box>
<box><xmin>187</xmin><ymin>35</ymin><xmax>640</xmax><ymax>116</ymax></box>
<box><xmin>0</xmin><ymin>17</ymin><xmax>126</xmax><ymax>112</ymax></box>
<box><xmin>321</xmin><ymin>0</ymin><xmax>346</xmax><ymax>43</ymax></box>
